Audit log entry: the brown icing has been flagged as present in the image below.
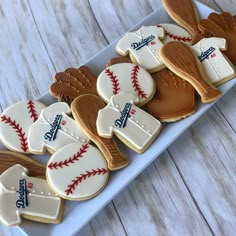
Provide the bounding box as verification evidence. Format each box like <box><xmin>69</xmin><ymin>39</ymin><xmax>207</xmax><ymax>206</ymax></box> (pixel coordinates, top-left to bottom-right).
<box><xmin>106</xmin><ymin>56</ymin><xmax>132</xmax><ymax>67</ymax></box>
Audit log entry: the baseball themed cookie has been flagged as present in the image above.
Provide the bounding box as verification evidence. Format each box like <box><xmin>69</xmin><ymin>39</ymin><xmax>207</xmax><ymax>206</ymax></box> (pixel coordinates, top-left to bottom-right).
<box><xmin>71</xmin><ymin>95</ymin><xmax>128</xmax><ymax>171</ymax></box>
<box><xmin>192</xmin><ymin>37</ymin><xmax>236</xmax><ymax>86</ymax></box>
<box><xmin>0</xmin><ymin>151</ymin><xmax>46</xmax><ymax>178</ymax></box>
<box><xmin>157</xmin><ymin>23</ymin><xmax>192</xmax><ymax>45</ymax></box>
<box><xmin>97</xmin><ymin>63</ymin><xmax>156</xmax><ymax>106</ymax></box>
<box><xmin>50</xmin><ymin>66</ymin><xmax>98</xmax><ymax>106</ymax></box>
<box><xmin>96</xmin><ymin>92</ymin><xmax>162</xmax><ymax>153</ymax></box>
<box><xmin>46</xmin><ymin>143</ymin><xmax>109</xmax><ymax>200</ymax></box>
<box><xmin>0</xmin><ymin>100</ymin><xmax>46</xmax><ymax>153</ymax></box>
<box><xmin>160</xmin><ymin>41</ymin><xmax>222</xmax><ymax>103</ymax></box>
<box><xmin>106</xmin><ymin>56</ymin><xmax>132</xmax><ymax>67</ymax></box>
<box><xmin>116</xmin><ymin>26</ymin><xmax>165</xmax><ymax>72</ymax></box>
<box><xmin>0</xmin><ymin>164</ymin><xmax>63</xmax><ymax>227</ymax></box>
<box><xmin>28</xmin><ymin>102</ymin><xmax>89</xmax><ymax>154</ymax></box>
<box><xmin>145</xmin><ymin>69</ymin><xmax>196</xmax><ymax>122</ymax></box>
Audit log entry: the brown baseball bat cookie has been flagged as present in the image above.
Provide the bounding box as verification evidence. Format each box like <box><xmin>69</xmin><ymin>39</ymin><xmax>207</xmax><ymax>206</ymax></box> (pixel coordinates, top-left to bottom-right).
<box><xmin>160</xmin><ymin>41</ymin><xmax>222</xmax><ymax>103</ymax></box>
<box><xmin>162</xmin><ymin>0</ymin><xmax>203</xmax><ymax>43</ymax></box>
<box><xmin>50</xmin><ymin>66</ymin><xmax>98</xmax><ymax>106</ymax></box>
<box><xmin>198</xmin><ymin>12</ymin><xmax>236</xmax><ymax>62</ymax></box>
<box><xmin>106</xmin><ymin>56</ymin><xmax>132</xmax><ymax>67</ymax></box>
<box><xmin>145</xmin><ymin>69</ymin><xmax>196</xmax><ymax>122</ymax></box>
<box><xmin>0</xmin><ymin>151</ymin><xmax>46</xmax><ymax>178</ymax></box>
<box><xmin>71</xmin><ymin>95</ymin><xmax>128</xmax><ymax>171</ymax></box>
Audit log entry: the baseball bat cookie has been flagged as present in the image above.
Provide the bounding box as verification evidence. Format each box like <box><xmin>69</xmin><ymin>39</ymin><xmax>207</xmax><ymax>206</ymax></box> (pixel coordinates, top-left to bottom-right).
<box><xmin>160</xmin><ymin>41</ymin><xmax>221</xmax><ymax>103</ymax></box>
<box><xmin>46</xmin><ymin>143</ymin><xmax>109</xmax><ymax>201</ymax></box>
<box><xmin>0</xmin><ymin>151</ymin><xmax>46</xmax><ymax>178</ymax></box>
<box><xmin>0</xmin><ymin>164</ymin><xmax>63</xmax><ymax>227</ymax></box>
<box><xmin>71</xmin><ymin>95</ymin><xmax>128</xmax><ymax>171</ymax></box>
<box><xmin>157</xmin><ymin>23</ymin><xmax>192</xmax><ymax>45</ymax></box>
<box><xmin>97</xmin><ymin>63</ymin><xmax>156</xmax><ymax>106</ymax></box>
<box><xmin>145</xmin><ymin>69</ymin><xmax>196</xmax><ymax>122</ymax></box>
<box><xmin>116</xmin><ymin>26</ymin><xmax>166</xmax><ymax>73</ymax></box>
<box><xmin>50</xmin><ymin>66</ymin><xmax>98</xmax><ymax>106</ymax></box>
<box><xmin>0</xmin><ymin>100</ymin><xmax>46</xmax><ymax>153</ymax></box>
<box><xmin>97</xmin><ymin>92</ymin><xmax>162</xmax><ymax>154</ymax></box>
<box><xmin>106</xmin><ymin>56</ymin><xmax>132</xmax><ymax>67</ymax></box>
<box><xmin>28</xmin><ymin>102</ymin><xmax>89</xmax><ymax>155</ymax></box>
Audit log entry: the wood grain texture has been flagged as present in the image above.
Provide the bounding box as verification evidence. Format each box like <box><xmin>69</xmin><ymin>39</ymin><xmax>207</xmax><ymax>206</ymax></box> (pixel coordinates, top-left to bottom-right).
<box><xmin>0</xmin><ymin>0</ymin><xmax>236</xmax><ymax>235</ymax></box>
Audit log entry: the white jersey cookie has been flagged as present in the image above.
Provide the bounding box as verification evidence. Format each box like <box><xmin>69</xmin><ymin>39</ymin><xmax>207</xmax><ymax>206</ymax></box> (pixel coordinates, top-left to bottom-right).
<box><xmin>46</xmin><ymin>143</ymin><xmax>109</xmax><ymax>200</ymax></box>
<box><xmin>157</xmin><ymin>23</ymin><xmax>192</xmax><ymax>45</ymax></box>
<box><xmin>0</xmin><ymin>164</ymin><xmax>63</xmax><ymax>226</ymax></box>
<box><xmin>96</xmin><ymin>92</ymin><xmax>162</xmax><ymax>153</ymax></box>
<box><xmin>28</xmin><ymin>102</ymin><xmax>89</xmax><ymax>154</ymax></box>
<box><xmin>97</xmin><ymin>63</ymin><xmax>155</xmax><ymax>106</ymax></box>
<box><xmin>191</xmin><ymin>37</ymin><xmax>236</xmax><ymax>86</ymax></box>
<box><xmin>0</xmin><ymin>100</ymin><xmax>46</xmax><ymax>153</ymax></box>
<box><xmin>116</xmin><ymin>26</ymin><xmax>165</xmax><ymax>72</ymax></box>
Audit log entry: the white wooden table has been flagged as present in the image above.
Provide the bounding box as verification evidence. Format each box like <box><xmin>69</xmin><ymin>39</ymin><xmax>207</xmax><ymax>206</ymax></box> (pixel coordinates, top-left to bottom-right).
<box><xmin>0</xmin><ymin>0</ymin><xmax>236</xmax><ymax>235</ymax></box>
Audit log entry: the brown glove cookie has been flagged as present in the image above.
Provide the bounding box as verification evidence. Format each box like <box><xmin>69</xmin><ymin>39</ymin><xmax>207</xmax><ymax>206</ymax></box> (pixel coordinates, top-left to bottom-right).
<box><xmin>145</xmin><ymin>69</ymin><xmax>196</xmax><ymax>122</ymax></box>
<box><xmin>50</xmin><ymin>66</ymin><xmax>97</xmax><ymax>106</ymax></box>
<box><xmin>198</xmin><ymin>12</ymin><xmax>236</xmax><ymax>62</ymax></box>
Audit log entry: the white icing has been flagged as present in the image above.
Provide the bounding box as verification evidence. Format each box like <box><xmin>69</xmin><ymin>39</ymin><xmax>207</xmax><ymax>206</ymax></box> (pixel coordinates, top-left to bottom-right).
<box><xmin>116</xmin><ymin>26</ymin><xmax>165</xmax><ymax>71</ymax></box>
<box><xmin>97</xmin><ymin>63</ymin><xmax>155</xmax><ymax>106</ymax></box>
<box><xmin>28</xmin><ymin>102</ymin><xmax>89</xmax><ymax>154</ymax></box>
<box><xmin>96</xmin><ymin>92</ymin><xmax>162</xmax><ymax>152</ymax></box>
<box><xmin>0</xmin><ymin>100</ymin><xmax>46</xmax><ymax>153</ymax></box>
<box><xmin>0</xmin><ymin>165</ymin><xmax>62</xmax><ymax>227</ymax></box>
<box><xmin>157</xmin><ymin>23</ymin><xmax>192</xmax><ymax>45</ymax></box>
<box><xmin>191</xmin><ymin>37</ymin><xmax>236</xmax><ymax>85</ymax></box>
<box><xmin>46</xmin><ymin>143</ymin><xmax>109</xmax><ymax>200</ymax></box>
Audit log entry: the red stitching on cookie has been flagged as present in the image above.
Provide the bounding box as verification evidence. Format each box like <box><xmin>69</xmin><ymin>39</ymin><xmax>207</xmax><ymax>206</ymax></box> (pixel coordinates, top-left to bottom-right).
<box><xmin>65</xmin><ymin>168</ymin><xmax>108</xmax><ymax>196</ymax></box>
<box><xmin>131</xmin><ymin>65</ymin><xmax>147</xmax><ymax>99</ymax></box>
<box><xmin>48</xmin><ymin>144</ymin><xmax>89</xmax><ymax>169</ymax></box>
<box><xmin>157</xmin><ymin>25</ymin><xmax>192</xmax><ymax>42</ymax></box>
<box><xmin>1</xmin><ymin>115</ymin><xmax>28</xmax><ymax>152</ymax></box>
<box><xmin>27</xmin><ymin>100</ymin><xmax>38</xmax><ymax>122</ymax></box>
<box><xmin>105</xmin><ymin>68</ymin><xmax>120</xmax><ymax>95</ymax></box>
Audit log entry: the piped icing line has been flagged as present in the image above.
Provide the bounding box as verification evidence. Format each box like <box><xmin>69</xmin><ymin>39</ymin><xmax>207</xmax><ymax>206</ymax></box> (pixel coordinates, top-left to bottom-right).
<box><xmin>47</xmin><ymin>144</ymin><xmax>89</xmax><ymax>169</ymax></box>
<box><xmin>0</xmin><ymin>115</ymin><xmax>28</xmax><ymax>152</ymax></box>
<box><xmin>27</xmin><ymin>100</ymin><xmax>39</xmax><ymax>122</ymax></box>
<box><xmin>131</xmin><ymin>65</ymin><xmax>147</xmax><ymax>99</ymax></box>
<box><xmin>105</xmin><ymin>68</ymin><xmax>120</xmax><ymax>95</ymax></box>
<box><xmin>65</xmin><ymin>168</ymin><xmax>108</xmax><ymax>196</ymax></box>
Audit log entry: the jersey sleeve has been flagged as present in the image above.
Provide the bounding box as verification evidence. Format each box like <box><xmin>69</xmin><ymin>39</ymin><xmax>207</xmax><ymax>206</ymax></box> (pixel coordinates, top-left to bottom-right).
<box><xmin>111</xmin><ymin>92</ymin><xmax>139</xmax><ymax>105</ymax></box>
<box><xmin>96</xmin><ymin>109</ymin><xmax>113</xmax><ymax>138</ymax></box>
<box><xmin>202</xmin><ymin>37</ymin><xmax>227</xmax><ymax>51</ymax></box>
<box><xmin>116</xmin><ymin>33</ymin><xmax>131</xmax><ymax>56</ymax></box>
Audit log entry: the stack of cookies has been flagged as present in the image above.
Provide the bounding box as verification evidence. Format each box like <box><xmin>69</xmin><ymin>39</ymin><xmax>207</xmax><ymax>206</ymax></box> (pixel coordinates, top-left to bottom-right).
<box><xmin>0</xmin><ymin>0</ymin><xmax>235</xmax><ymax>227</ymax></box>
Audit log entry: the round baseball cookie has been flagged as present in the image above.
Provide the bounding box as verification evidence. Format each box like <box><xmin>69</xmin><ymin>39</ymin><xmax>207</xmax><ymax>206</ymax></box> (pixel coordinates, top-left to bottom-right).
<box><xmin>0</xmin><ymin>100</ymin><xmax>46</xmax><ymax>153</ymax></box>
<box><xmin>157</xmin><ymin>23</ymin><xmax>192</xmax><ymax>45</ymax></box>
<box><xmin>46</xmin><ymin>143</ymin><xmax>109</xmax><ymax>201</ymax></box>
<box><xmin>97</xmin><ymin>63</ymin><xmax>155</xmax><ymax>106</ymax></box>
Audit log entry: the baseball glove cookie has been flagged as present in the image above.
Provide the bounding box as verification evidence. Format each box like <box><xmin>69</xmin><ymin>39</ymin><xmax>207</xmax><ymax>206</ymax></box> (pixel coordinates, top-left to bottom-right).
<box><xmin>50</xmin><ymin>66</ymin><xmax>97</xmax><ymax>106</ymax></box>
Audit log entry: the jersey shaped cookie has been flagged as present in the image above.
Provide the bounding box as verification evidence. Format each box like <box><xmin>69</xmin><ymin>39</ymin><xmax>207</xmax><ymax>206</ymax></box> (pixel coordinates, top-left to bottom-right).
<box><xmin>116</xmin><ymin>26</ymin><xmax>165</xmax><ymax>72</ymax></box>
<box><xmin>50</xmin><ymin>66</ymin><xmax>97</xmax><ymax>106</ymax></box>
<box><xmin>145</xmin><ymin>69</ymin><xmax>196</xmax><ymax>122</ymax></box>
<box><xmin>28</xmin><ymin>102</ymin><xmax>89</xmax><ymax>154</ymax></box>
<box><xmin>157</xmin><ymin>23</ymin><xmax>192</xmax><ymax>45</ymax></box>
<box><xmin>192</xmin><ymin>37</ymin><xmax>236</xmax><ymax>86</ymax></box>
<box><xmin>71</xmin><ymin>95</ymin><xmax>128</xmax><ymax>171</ymax></box>
<box><xmin>97</xmin><ymin>92</ymin><xmax>162</xmax><ymax>154</ymax></box>
<box><xmin>97</xmin><ymin>63</ymin><xmax>155</xmax><ymax>106</ymax></box>
<box><xmin>0</xmin><ymin>100</ymin><xmax>46</xmax><ymax>153</ymax></box>
<box><xmin>0</xmin><ymin>164</ymin><xmax>63</xmax><ymax>226</ymax></box>
<box><xmin>47</xmin><ymin>143</ymin><xmax>109</xmax><ymax>201</ymax></box>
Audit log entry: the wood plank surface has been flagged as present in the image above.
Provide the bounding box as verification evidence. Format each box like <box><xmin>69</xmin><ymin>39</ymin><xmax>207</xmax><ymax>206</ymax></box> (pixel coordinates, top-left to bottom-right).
<box><xmin>0</xmin><ymin>0</ymin><xmax>235</xmax><ymax>235</ymax></box>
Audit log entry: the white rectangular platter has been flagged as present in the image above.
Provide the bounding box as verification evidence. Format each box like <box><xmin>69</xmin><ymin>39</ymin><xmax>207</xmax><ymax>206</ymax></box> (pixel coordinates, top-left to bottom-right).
<box><xmin>0</xmin><ymin>1</ymin><xmax>234</xmax><ymax>235</ymax></box>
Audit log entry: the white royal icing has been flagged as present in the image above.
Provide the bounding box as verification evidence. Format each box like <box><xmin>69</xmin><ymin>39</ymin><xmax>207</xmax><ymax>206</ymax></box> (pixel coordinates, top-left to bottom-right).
<box><xmin>116</xmin><ymin>26</ymin><xmax>165</xmax><ymax>71</ymax></box>
<box><xmin>97</xmin><ymin>63</ymin><xmax>155</xmax><ymax>106</ymax></box>
<box><xmin>191</xmin><ymin>37</ymin><xmax>236</xmax><ymax>85</ymax></box>
<box><xmin>0</xmin><ymin>100</ymin><xmax>46</xmax><ymax>153</ymax></box>
<box><xmin>96</xmin><ymin>92</ymin><xmax>162</xmax><ymax>152</ymax></box>
<box><xmin>0</xmin><ymin>164</ymin><xmax>62</xmax><ymax>227</ymax></box>
<box><xmin>157</xmin><ymin>23</ymin><xmax>192</xmax><ymax>45</ymax></box>
<box><xmin>46</xmin><ymin>143</ymin><xmax>109</xmax><ymax>200</ymax></box>
<box><xmin>28</xmin><ymin>102</ymin><xmax>89</xmax><ymax>154</ymax></box>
